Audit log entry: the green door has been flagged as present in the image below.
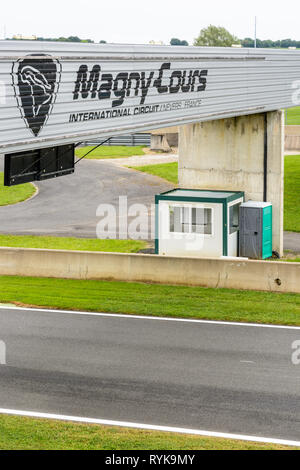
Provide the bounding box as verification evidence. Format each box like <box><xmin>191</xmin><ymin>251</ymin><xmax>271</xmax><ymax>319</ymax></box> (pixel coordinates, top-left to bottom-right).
<box><xmin>262</xmin><ymin>206</ymin><xmax>273</xmax><ymax>259</ymax></box>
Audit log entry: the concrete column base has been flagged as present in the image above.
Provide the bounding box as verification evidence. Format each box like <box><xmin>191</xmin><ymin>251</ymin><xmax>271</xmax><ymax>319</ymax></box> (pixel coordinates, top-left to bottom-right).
<box><xmin>150</xmin><ymin>134</ymin><xmax>171</xmax><ymax>152</ymax></box>
<box><xmin>179</xmin><ymin>111</ymin><xmax>284</xmax><ymax>256</ymax></box>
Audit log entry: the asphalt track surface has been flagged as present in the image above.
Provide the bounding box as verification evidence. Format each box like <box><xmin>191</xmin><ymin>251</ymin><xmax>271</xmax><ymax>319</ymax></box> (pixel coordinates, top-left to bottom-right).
<box><xmin>0</xmin><ymin>306</ymin><xmax>300</xmax><ymax>443</ymax></box>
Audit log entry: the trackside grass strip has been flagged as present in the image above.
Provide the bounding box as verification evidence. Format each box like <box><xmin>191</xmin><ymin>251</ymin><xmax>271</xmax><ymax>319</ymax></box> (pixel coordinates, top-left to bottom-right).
<box><xmin>0</xmin><ymin>276</ymin><xmax>300</xmax><ymax>326</ymax></box>
<box><xmin>284</xmin><ymin>155</ymin><xmax>300</xmax><ymax>232</ymax></box>
<box><xmin>75</xmin><ymin>146</ymin><xmax>145</xmax><ymax>159</ymax></box>
<box><xmin>0</xmin><ymin>172</ymin><xmax>36</xmax><ymax>206</ymax></box>
<box><xmin>0</xmin><ymin>415</ymin><xmax>296</xmax><ymax>450</ymax></box>
<box><xmin>0</xmin><ymin>235</ymin><xmax>146</xmax><ymax>253</ymax></box>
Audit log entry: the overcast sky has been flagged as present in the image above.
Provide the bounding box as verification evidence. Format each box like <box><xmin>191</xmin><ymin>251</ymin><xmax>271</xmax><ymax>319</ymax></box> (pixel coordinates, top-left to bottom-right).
<box><xmin>2</xmin><ymin>0</ymin><xmax>300</xmax><ymax>44</ymax></box>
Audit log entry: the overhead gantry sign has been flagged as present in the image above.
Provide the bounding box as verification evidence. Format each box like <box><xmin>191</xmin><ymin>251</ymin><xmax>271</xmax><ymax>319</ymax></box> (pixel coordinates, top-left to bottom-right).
<box><xmin>0</xmin><ymin>41</ymin><xmax>299</xmax><ymax>184</ymax></box>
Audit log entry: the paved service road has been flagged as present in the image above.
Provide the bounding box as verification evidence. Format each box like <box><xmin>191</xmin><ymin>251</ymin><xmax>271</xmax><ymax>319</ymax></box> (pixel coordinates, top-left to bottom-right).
<box><xmin>0</xmin><ymin>158</ymin><xmax>172</xmax><ymax>239</ymax></box>
<box><xmin>0</xmin><ymin>306</ymin><xmax>300</xmax><ymax>441</ymax></box>
<box><xmin>285</xmin><ymin>232</ymin><xmax>300</xmax><ymax>253</ymax></box>
<box><xmin>1</xmin><ymin>157</ymin><xmax>299</xmax><ymax>250</ymax></box>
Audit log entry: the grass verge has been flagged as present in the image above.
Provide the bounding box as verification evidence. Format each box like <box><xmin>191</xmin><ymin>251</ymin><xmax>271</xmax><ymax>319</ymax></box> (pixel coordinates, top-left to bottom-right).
<box><xmin>285</xmin><ymin>155</ymin><xmax>300</xmax><ymax>232</ymax></box>
<box><xmin>75</xmin><ymin>145</ymin><xmax>145</xmax><ymax>159</ymax></box>
<box><xmin>130</xmin><ymin>162</ymin><xmax>178</xmax><ymax>184</ymax></box>
<box><xmin>0</xmin><ymin>276</ymin><xmax>300</xmax><ymax>326</ymax></box>
<box><xmin>0</xmin><ymin>172</ymin><xmax>36</xmax><ymax>207</ymax></box>
<box><xmin>0</xmin><ymin>235</ymin><xmax>146</xmax><ymax>253</ymax></box>
<box><xmin>0</xmin><ymin>415</ymin><xmax>293</xmax><ymax>450</ymax></box>
<box><xmin>286</xmin><ymin>107</ymin><xmax>300</xmax><ymax>125</ymax></box>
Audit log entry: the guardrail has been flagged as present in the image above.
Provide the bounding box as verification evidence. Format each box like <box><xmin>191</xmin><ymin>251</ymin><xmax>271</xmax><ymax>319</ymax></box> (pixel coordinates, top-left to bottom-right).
<box><xmin>83</xmin><ymin>133</ymin><xmax>151</xmax><ymax>147</ymax></box>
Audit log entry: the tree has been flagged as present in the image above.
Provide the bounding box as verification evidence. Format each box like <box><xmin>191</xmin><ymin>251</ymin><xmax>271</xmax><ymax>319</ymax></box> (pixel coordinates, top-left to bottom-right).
<box><xmin>242</xmin><ymin>37</ymin><xmax>254</xmax><ymax>48</ymax></box>
<box><xmin>170</xmin><ymin>38</ymin><xmax>189</xmax><ymax>46</ymax></box>
<box><xmin>18</xmin><ymin>36</ymin><xmax>94</xmax><ymax>43</ymax></box>
<box><xmin>240</xmin><ymin>37</ymin><xmax>300</xmax><ymax>49</ymax></box>
<box><xmin>194</xmin><ymin>25</ymin><xmax>240</xmax><ymax>47</ymax></box>
<box><xmin>67</xmin><ymin>36</ymin><xmax>81</xmax><ymax>42</ymax></box>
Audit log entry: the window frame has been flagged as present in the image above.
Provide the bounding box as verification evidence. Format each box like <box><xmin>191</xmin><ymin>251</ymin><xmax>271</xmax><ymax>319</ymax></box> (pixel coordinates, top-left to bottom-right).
<box><xmin>169</xmin><ymin>204</ymin><xmax>214</xmax><ymax>236</ymax></box>
<box><xmin>229</xmin><ymin>202</ymin><xmax>241</xmax><ymax>235</ymax></box>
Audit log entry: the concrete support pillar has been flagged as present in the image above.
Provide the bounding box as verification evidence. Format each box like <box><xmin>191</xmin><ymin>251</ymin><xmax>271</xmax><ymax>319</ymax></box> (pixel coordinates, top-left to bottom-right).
<box><xmin>179</xmin><ymin>111</ymin><xmax>284</xmax><ymax>256</ymax></box>
<box><xmin>150</xmin><ymin>127</ymin><xmax>179</xmax><ymax>151</ymax></box>
<box><xmin>150</xmin><ymin>134</ymin><xmax>171</xmax><ymax>152</ymax></box>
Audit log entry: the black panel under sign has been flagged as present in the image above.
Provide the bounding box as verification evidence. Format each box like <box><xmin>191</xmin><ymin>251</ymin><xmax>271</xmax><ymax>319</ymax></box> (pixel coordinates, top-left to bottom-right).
<box><xmin>4</xmin><ymin>144</ymin><xmax>75</xmax><ymax>186</ymax></box>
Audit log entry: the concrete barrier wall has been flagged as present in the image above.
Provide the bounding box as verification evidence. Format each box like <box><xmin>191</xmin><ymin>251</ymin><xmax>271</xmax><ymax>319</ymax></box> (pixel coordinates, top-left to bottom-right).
<box><xmin>285</xmin><ymin>135</ymin><xmax>300</xmax><ymax>150</ymax></box>
<box><xmin>285</xmin><ymin>125</ymin><xmax>300</xmax><ymax>151</ymax></box>
<box><xmin>0</xmin><ymin>247</ymin><xmax>299</xmax><ymax>294</ymax></box>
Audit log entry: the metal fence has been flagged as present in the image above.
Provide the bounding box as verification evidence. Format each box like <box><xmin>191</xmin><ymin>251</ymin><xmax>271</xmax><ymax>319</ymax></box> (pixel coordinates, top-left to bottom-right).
<box><xmin>83</xmin><ymin>134</ymin><xmax>151</xmax><ymax>147</ymax></box>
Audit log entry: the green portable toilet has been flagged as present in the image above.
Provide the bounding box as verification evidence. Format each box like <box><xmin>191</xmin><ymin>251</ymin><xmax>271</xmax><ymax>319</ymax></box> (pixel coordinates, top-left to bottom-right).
<box><xmin>239</xmin><ymin>201</ymin><xmax>273</xmax><ymax>260</ymax></box>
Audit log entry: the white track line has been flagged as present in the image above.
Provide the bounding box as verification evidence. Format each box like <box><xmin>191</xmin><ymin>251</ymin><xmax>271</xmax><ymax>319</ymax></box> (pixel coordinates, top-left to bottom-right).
<box><xmin>0</xmin><ymin>408</ymin><xmax>299</xmax><ymax>447</ymax></box>
<box><xmin>0</xmin><ymin>304</ymin><xmax>299</xmax><ymax>330</ymax></box>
